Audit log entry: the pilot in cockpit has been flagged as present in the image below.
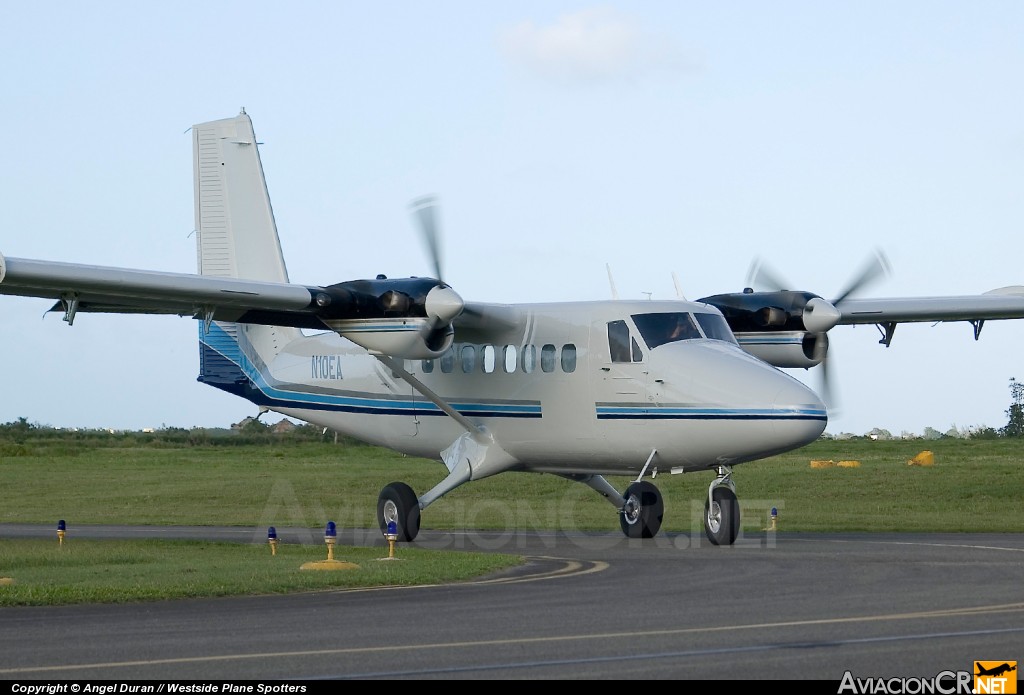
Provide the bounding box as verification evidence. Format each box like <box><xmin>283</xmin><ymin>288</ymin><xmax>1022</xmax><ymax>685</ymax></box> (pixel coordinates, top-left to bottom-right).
<box><xmin>668</xmin><ymin>313</ymin><xmax>701</xmax><ymax>342</ymax></box>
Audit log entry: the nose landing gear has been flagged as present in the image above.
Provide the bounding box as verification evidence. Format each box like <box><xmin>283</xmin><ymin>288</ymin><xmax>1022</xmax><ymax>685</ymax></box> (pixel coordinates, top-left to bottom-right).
<box><xmin>704</xmin><ymin>467</ymin><xmax>739</xmax><ymax>545</ymax></box>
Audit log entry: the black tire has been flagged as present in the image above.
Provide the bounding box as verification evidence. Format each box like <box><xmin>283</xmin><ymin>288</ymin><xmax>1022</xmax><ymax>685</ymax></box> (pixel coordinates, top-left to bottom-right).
<box><xmin>618</xmin><ymin>481</ymin><xmax>664</xmax><ymax>539</ymax></box>
<box><xmin>378</xmin><ymin>482</ymin><xmax>421</xmax><ymax>542</ymax></box>
<box><xmin>704</xmin><ymin>486</ymin><xmax>740</xmax><ymax>546</ymax></box>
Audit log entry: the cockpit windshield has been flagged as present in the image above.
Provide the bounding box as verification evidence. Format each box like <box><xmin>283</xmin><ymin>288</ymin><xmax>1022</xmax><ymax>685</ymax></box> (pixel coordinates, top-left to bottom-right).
<box><xmin>631</xmin><ymin>312</ymin><xmax>738</xmax><ymax>348</ymax></box>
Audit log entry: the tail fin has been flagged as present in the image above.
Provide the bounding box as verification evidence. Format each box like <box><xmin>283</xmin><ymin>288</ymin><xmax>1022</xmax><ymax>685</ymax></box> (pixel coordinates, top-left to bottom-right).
<box><xmin>192</xmin><ymin>110</ymin><xmax>300</xmax><ymax>395</ymax></box>
<box><xmin>193</xmin><ymin>109</ymin><xmax>289</xmax><ymax>283</ymax></box>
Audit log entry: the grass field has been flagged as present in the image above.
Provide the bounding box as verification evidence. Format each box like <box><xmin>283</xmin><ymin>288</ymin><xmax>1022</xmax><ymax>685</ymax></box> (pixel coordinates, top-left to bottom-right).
<box><xmin>0</xmin><ymin>538</ymin><xmax>522</xmax><ymax>606</ymax></box>
<box><xmin>1</xmin><ymin>437</ymin><xmax>1021</xmax><ymax>606</ymax></box>
<box><xmin>1</xmin><ymin>438</ymin><xmax>1021</xmax><ymax>533</ymax></box>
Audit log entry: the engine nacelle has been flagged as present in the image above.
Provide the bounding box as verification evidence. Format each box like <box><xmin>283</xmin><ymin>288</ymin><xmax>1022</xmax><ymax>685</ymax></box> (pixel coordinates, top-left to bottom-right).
<box><xmin>330</xmin><ymin>318</ymin><xmax>455</xmax><ymax>359</ymax></box>
<box><xmin>732</xmin><ymin>330</ymin><xmax>828</xmax><ymax>368</ymax></box>
<box><xmin>0</xmin><ymin>251</ymin><xmax>6</xmax><ymax>284</ymax></box>
<box><xmin>697</xmin><ymin>289</ymin><xmax>839</xmax><ymax>367</ymax></box>
<box><xmin>698</xmin><ymin>289</ymin><xmax>824</xmax><ymax>331</ymax></box>
<box><xmin>315</xmin><ymin>277</ymin><xmax>463</xmax><ymax>359</ymax></box>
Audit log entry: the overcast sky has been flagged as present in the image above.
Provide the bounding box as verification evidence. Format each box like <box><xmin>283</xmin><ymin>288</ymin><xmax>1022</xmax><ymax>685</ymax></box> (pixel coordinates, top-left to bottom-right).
<box><xmin>2</xmin><ymin>2</ymin><xmax>1022</xmax><ymax>437</ymax></box>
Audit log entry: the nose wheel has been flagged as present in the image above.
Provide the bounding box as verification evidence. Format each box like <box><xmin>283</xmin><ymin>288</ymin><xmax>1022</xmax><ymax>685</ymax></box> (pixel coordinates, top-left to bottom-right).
<box><xmin>704</xmin><ymin>481</ymin><xmax>739</xmax><ymax>546</ymax></box>
<box><xmin>619</xmin><ymin>481</ymin><xmax>664</xmax><ymax>538</ymax></box>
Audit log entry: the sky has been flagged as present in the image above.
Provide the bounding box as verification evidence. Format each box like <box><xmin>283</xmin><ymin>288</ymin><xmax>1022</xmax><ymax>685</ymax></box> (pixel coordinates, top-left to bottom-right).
<box><xmin>1</xmin><ymin>2</ymin><xmax>1023</xmax><ymax>437</ymax></box>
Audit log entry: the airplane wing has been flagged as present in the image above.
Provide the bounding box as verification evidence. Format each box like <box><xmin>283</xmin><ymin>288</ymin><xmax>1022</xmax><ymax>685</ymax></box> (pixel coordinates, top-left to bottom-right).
<box><xmin>0</xmin><ymin>252</ymin><xmax>524</xmax><ymax>343</ymax></box>
<box><xmin>0</xmin><ymin>254</ymin><xmax>328</xmax><ymax>328</ymax></box>
<box><xmin>836</xmin><ymin>286</ymin><xmax>1024</xmax><ymax>344</ymax></box>
<box><xmin>838</xmin><ymin>286</ymin><xmax>1024</xmax><ymax>325</ymax></box>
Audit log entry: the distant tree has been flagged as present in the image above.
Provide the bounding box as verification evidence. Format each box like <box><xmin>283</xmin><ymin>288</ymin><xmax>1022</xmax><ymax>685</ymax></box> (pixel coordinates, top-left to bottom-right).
<box><xmin>240</xmin><ymin>417</ymin><xmax>270</xmax><ymax>434</ymax></box>
<box><xmin>969</xmin><ymin>426</ymin><xmax>1000</xmax><ymax>440</ymax></box>
<box><xmin>1001</xmin><ymin>377</ymin><xmax>1024</xmax><ymax>437</ymax></box>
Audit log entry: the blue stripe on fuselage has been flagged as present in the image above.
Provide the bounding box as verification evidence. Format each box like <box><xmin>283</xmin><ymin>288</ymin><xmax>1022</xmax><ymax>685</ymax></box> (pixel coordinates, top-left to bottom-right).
<box><xmin>596</xmin><ymin>405</ymin><xmax>827</xmax><ymax>421</ymax></box>
<box><xmin>198</xmin><ymin>324</ymin><xmax>541</xmax><ymax>418</ymax></box>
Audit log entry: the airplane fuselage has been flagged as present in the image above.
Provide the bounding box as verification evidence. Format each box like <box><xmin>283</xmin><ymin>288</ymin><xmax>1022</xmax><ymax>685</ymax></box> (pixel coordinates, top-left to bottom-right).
<box><xmin>205</xmin><ymin>300</ymin><xmax>827</xmax><ymax>479</ymax></box>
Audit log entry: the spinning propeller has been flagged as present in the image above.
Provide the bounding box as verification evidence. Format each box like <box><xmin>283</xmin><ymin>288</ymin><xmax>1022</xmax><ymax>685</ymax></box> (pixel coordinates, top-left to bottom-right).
<box><xmin>745</xmin><ymin>249</ymin><xmax>892</xmax><ymax>413</ymax></box>
<box><xmin>409</xmin><ymin>195</ymin><xmax>465</xmax><ymax>351</ymax></box>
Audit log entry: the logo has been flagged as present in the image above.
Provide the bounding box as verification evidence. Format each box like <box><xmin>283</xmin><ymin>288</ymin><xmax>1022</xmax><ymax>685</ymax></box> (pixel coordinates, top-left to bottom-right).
<box><xmin>974</xmin><ymin>662</ymin><xmax>1017</xmax><ymax>694</ymax></box>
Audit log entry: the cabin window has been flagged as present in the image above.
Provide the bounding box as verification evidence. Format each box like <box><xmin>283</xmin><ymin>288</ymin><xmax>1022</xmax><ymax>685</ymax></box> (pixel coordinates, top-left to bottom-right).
<box><xmin>631</xmin><ymin>336</ymin><xmax>643</xmax><ymax>362</ymax></box>
<box><xmin>694</xmin><ymin>312</ymin><xmax>739</xmax><ymax>344</ymax></box>
<box><xmin>521</xmin><ymin>345</ymin><xmax>536</xmax><ymax>373</ymax></box>
<box><xmin>632</xmin><ymin>312</ymin><xmax>702</xmax><ymax>349</ymax></box>
<box><xmin>541</xmin><ymin>344</ymin><xmax>556</xmax><ymax>373</ymax></box>
<box><xmin>482</xmin><ymin>344</ymin><xmax>496</xmax><ymax>373</ymax></box>
<box><xmin>440</xmin><ymin>347</ymin><xmax>455</xmax><ymax>373</ymax></box>
<box><xmin>421</xmin><ymin>359</ymin><xmax>434</xmax><ymax>373</ymax></box>
<box><xmin>461</xmin><ymin>345</ymin><xmax>476</xmax><ymax>373</ymax></box>
<box><xmin>503</xmin><ymin>345</ymin><xmax>517</xmax><ymax>373</ymax></box>
<box><xmin>561</xmin><ymin>344</ymin><xmax>577</xmax><ymax>373</ymax></box>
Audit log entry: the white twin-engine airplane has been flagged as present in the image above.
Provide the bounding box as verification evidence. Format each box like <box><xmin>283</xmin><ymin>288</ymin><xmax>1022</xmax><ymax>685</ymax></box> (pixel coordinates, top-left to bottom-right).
<box><xmin>4</xmin><ymin>111</ymin><xmax>1024</xmax><ymax>545</ymax></box>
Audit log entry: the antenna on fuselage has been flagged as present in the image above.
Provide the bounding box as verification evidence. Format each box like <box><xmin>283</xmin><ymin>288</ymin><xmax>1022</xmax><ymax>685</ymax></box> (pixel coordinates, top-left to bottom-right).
<box><xmin>606</xmin><ymin>264</ymin><xmax>619</xmax><ymax>300</ymax></box>
<box><xmin>672</xmin><ymin>272</ymin><xmax>687</xmax><ymax>300</ymax></box>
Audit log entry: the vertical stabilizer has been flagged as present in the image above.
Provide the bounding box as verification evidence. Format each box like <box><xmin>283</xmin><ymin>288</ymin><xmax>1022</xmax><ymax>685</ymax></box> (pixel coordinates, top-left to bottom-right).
<box><xmin>192</xmin><ymin>110</ymin><xmax>300</xmax><ymax>394</ymax></box>
<box><xmin>193</xmin><ymin>110</ymin><xmax>290</xmax><ymax>282</ymax></box>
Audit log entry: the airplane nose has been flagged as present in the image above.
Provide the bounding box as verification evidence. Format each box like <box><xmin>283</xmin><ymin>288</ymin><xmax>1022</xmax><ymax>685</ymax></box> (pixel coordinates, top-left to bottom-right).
<box><xmin>771</xmin><ymin>370</ymin><xmax>828</xmax><ymax>446</ymax></box>
<box><xmin>649</xmin><ymin>341</ymin><xmax>828</xmax><ymax>462</ymax></box>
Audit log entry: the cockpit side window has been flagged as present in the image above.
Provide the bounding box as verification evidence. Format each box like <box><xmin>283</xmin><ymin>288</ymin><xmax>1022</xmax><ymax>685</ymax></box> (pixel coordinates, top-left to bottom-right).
<box><xmin>607</xmin><ymin>320</ymin><xmax>632</xmax><ymax>363</ymax></box>
<box><xmin>607</xmin><ymin>320</ymin><xmax>645</xmax><ymax>363</ymax></box>
<box><xmin>694</xmin><ymin>312</ymin><xmax>738</xmax><ymax>345</ymax></box>
<box><xmin>631</xmin><ymin>312</ymin><xmax>702</xmax><ymax>349</ymax></box>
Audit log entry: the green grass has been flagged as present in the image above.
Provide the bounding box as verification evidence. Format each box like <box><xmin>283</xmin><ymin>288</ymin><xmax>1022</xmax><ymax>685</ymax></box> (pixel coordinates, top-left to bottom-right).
<box><xmin>1</xmin><ymin>437</ymin><xmax>1022</xmax><ymax>606</ymax></box>
<box><xmin>0</xmin><ymin>538</ymin><xmax>522</xmax><ymax>606</ymax></box>
<box><xmin>2</xmin><ymin>438</ymin><xmax>1022</xmax><ymax>533</ymax></box>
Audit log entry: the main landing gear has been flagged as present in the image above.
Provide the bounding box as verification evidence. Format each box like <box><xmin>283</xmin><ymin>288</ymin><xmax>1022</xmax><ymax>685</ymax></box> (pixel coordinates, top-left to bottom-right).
<box><xmin>378</xmin><ymin>482</ymin><xmax>421</xmax><ymax>542</ymax></box>
<box><xmin>376</xmin><ymin>465</ymin><xmax>742</xmax><ymax>545</ymax></box>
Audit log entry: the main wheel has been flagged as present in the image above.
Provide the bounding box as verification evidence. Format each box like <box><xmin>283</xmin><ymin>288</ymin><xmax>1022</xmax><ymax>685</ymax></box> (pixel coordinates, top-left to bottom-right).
<box><xmin>618</xmin><ymin>481</ymin><xmax>664</xmax><ymax>539</ymax></box>
<box><xmin>704</xmin><ymin>486</ymin><xmax>740</xmax><ymax>546</ymax></box>
<box><xmin>378</xmin><ymin>482</ymin><xmax>421</xmax><ymax>542</ymax></box>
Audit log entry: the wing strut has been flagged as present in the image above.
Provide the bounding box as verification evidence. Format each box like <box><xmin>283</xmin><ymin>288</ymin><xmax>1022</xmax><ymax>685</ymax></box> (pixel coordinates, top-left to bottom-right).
<box><xmin>373</xmin><ymin>354</ymin><xmax>483</xmax><ymax>436</ymax></box>
<box><xmin>373</xmin><ymin>354</ymin><xmax>517</xmax><ymax>512</ymax></box>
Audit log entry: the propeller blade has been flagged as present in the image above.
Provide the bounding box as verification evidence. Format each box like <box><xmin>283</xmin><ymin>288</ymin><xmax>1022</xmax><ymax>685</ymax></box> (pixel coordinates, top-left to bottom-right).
<box><xmin>819</xmin><ymin>346</ymin><xmax>841</xmax><ymax>418</ymax></box>
<box><xmin>832</xmin><ymin>248</ymin><xmax>891</xmax><ymax>306</ymax></box>
<box><xmin>746</xmin><ymin>257</ymin><xmax>793</xmax><ymax>292</ymax></box>
<box><xmin>409</xmin><ymin>195</ymin><xmax>444</xmax><ymax>283</ymax></box>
